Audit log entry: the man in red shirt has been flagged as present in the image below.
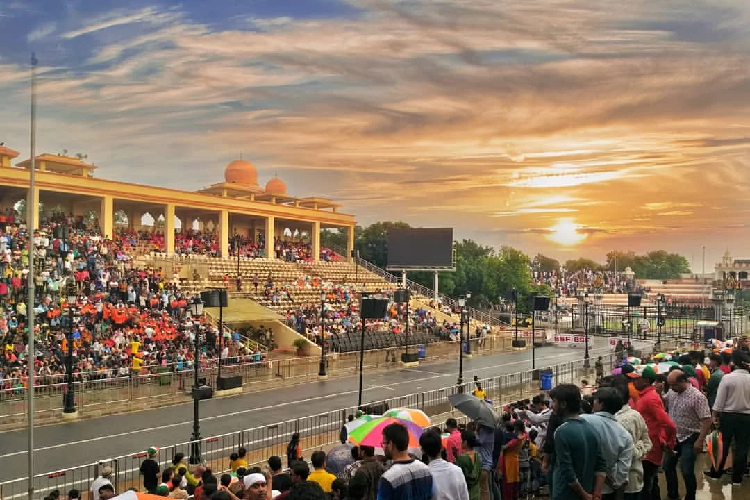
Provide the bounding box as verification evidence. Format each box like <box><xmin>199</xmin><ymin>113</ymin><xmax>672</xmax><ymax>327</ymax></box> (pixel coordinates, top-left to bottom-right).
<box><xmin>635</xmin><ymin>366</ymin><xmax>676</xmax><ymax>500</ymax></box>
<box><xmin>444</xmin><ymin>418</ymin><xmax>461</xmax><ymax>463</ymax></box>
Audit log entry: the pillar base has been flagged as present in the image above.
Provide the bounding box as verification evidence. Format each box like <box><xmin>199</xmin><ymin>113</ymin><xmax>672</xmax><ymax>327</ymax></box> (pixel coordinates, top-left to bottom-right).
<box><xmin>463</xmin><ymin>354</ymin><xmax>474</xmax><ymax>359</ymax></box>
<box><xmin>214</xmin><ymin>387</ymin><xmax>243</xmax><ymax>398</ymax></box>
<box><xmin>318</xmin><ymin>374</ymin><xmax>329</xmax><ymax>380</ymax></box>
<box><xmin>401</xmin><ymin>361</ymin><xmax>420</xmax><ymax>368</ymax></box>
<box><xmin>60</xmin><ymin>410</ymin><xmax>79</xmax><ymax>422</ymax></box>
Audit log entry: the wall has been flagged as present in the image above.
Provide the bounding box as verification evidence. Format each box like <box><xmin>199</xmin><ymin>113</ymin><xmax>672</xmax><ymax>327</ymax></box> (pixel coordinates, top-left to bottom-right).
<box><xmin>241</xmin><ymin>319</ymin><xmax>322</xmax><ymax>355</ymax></box>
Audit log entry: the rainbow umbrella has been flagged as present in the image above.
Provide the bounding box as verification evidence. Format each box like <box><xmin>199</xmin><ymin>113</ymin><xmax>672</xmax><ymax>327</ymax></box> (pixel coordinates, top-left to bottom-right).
<box><xmin>384</xmin><ymin>408</ymin><xmax>431</xmax><ymax>427</ymax></box>
<box><xmin>347</xmin><ymin>417</ymin><xmax>424</xmax><ymax>448</ymax></box>
<box><xmin>626</xmin><ymin>357</ymin><xmax>641</xmax><ymax>365</ymax></box>
<box><xmin>345</xmin><ymin>414</ymin><xmax>381</xmax><ymax>434</ymax></box>
<box><xmin>653</xmin><ymin>353</ymin><xmax>667</xmax><ymax>361</ymax></box>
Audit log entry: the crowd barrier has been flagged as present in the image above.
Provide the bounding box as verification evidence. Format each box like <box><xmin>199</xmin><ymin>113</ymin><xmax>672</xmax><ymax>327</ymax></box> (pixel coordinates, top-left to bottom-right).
<box><xmin>0</xmin><ymin>336</ymin><xmax>515</xmax><ymax>423</ymax></box>
<box><xmin>0</xmin><ymin>352</ymin><xmax>615</xmax><ymax>500</ymax></box>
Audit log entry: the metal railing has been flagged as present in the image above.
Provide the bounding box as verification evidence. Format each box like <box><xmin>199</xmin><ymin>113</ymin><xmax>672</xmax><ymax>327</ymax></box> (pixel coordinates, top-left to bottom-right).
<box><xmin>0</xmin><ymin>352</ymin><xmax>616</xmax><ymax>500</ymax></box>
<box><xmin>0</xmin><ymin>336</ymin><xmax>516</xmax><ymax>423</ymax></box>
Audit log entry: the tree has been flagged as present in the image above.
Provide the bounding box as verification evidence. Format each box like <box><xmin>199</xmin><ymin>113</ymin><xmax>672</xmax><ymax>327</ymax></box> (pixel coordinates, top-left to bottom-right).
<box><xmin>564</xmin><ymin>258</ymin><xmax>602</xmax><ymax>273</ymax></box>
<box><xmin>355</xmin><ymin>221</ymin><xmax>411</xmax><ymax>269</ymax></box>
<box><xmin>14</xmin><ymin>200</ymin><xmax>44</xmax><ymax>223</ymax></box>
<box><xmin>532</xmin><ymin>254</ymin><xmax>560</xmax><ymax>273</ymax></box>
<box><xmin>605</xmin><ymin>249</ymin><xmax>690</xmax><ymax>279</ymax></box>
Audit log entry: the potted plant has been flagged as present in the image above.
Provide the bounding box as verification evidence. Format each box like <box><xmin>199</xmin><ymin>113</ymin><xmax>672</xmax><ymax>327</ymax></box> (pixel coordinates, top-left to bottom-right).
<box><xmin>292</xmin><ymin>338</ymin><xmax>308</xmax><ymax>356</ymax></box>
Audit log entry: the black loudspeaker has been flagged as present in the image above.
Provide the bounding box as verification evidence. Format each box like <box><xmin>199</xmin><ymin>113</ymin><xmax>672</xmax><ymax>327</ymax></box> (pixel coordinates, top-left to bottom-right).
<box><xmin>191</xmin><ymin>385</ymin><xmax>213</xmax><ymax>401</ymax></box>
<box><xmin>394</xmin><ymin>289</ymin><xmax>410</xmax><ymax>303</ymax></box>
<box><xmin>217</xmin><ymin>375</ymin><xmax>242</xmax><ymax>391</ymax></box>
<box><xmin>533</xmin><ymin>295</ymin><xmax>549</xmax><ymax>311</ymax></box>
<box><xmin>201</xmin><ymin>290</ymin><xmax>229</xmax><ymax>308</ymax></box>
<box><xmin>510</xmin><ymin>289</ymin><xmax>518</xmax><ymax>302</ymax></box>
<box><xmin>361</xmin><ymin>298</ymin><xmax>389</xmax><ymax>319</ymax></box>
<box><xmin>627</xmin><ymin>294</ymin><xmax>642</xmax><ymax>307</ymax></box>
<box><xmin>512</xmin><ymin>339</ymin><xmax>527</xmax><ymax>348</ymax></box>
<box><xmin>401</xmin><ymin>353</ymin><xmax>419</xmax><ymax>363</ymax></box>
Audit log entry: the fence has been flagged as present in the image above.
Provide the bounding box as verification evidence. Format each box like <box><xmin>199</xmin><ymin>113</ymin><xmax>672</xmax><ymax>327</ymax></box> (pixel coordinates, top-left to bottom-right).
<box><xmin>0</xmin><ymin>336</ymin><xmax>515</xmax><ymax>425</ymax></box>
<box><xmin>0</xmin><ymin>352</ymin><xmax>616</xmax><ymax>500</ymax></box>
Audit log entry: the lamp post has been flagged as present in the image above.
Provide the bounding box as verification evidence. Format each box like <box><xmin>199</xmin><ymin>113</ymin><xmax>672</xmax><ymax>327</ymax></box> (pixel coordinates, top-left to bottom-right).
<box><xmin>189</xmin><ymin>296</ymin><xmax>204</xmax><ymax>464</ymax></box>
<box><xmin>457</xmin><ymin>295</ymin><xmax>466</xmax><ymax>388</ymax></box>
<box><xmin>465</xmin><ymin>292</ymin><xmax>472</xmax><ymax>355</ymax></box>
<box><xmin>319</xmin><ymin>290</ymin><xmax>327</xmax><ymax>377</ymax></box>
<box><xmin>63</xmin><ymin>281</ymin><xmax>77</xmax><ymax>414</ymax></box>
<box><xmin>657</xmin><ymin>293</ymin><xmax>665</xmax><ymax>348</ymax></box>
<box><xmin>233</xmin><ymin>234</ymin><xmax>241</xmax><ymax>291</ymax></box>
<box><xmin>513</xmin><ymin>288</ymin><xmax>518</xmax><ymax>342</ymax></box>
<box><xmin>584</xmin><ymin>293</ymin><xmax>590</xmax><ymax>368</ymax></box>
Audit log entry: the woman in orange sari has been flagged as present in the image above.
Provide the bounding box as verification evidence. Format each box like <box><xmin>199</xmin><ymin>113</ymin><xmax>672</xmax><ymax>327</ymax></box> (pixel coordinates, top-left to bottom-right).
<box><xmin>501</xmin><ymin>420</ymin><xmax>527</xmax><ymax>500</ymax></box>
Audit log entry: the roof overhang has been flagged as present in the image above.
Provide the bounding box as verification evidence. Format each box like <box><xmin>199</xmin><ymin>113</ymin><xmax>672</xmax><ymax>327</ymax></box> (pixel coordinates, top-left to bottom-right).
<box><xmin>17</xmin><ymin>154</ymin><xmax>97</xmax><ymax>174</ymax></box>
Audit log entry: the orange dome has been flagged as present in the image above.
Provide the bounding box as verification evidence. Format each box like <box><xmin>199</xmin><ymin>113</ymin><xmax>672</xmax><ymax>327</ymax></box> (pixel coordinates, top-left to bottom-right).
<box><xmin>265</xmin><ymin>177</ymin><xmax>287</xmax><ymax>195</ymax></box>
<box><xmin>224</xmin><ymin>159</ymin><xmax>258</xmax><ymax>186</ymax></box>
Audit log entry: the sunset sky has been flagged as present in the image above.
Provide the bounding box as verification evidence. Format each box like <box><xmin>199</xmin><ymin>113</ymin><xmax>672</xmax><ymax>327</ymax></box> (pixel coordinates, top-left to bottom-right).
<box><xmin>1</xmin><ymin>0</ymin><xmax>749</xmax><ymax>270</ymax></box>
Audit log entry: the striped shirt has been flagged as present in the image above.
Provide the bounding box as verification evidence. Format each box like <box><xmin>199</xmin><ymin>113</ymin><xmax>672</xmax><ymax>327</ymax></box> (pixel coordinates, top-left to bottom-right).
<box><xmin>377</xmin><ymin>459</ymin><xmax>433</xmax><ymax>500</ymax></box>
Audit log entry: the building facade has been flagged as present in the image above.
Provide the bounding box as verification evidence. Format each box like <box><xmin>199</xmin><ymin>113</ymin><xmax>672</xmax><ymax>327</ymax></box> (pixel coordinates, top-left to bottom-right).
<box><xmin>0</xmin><ymin>146</ymin><xmax>355</xmax><ymax>260</ymax></box>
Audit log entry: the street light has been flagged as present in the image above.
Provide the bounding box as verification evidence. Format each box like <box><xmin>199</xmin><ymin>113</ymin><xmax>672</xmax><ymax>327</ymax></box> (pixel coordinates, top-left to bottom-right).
<box><xmin>457</xmin><ymin>295</ymin><xmax>468</xmax><ymax>388</ymax></box>
<box><xmin>233</xmin><ymin>234</ymin><xmax>241</xmax><ymax>291</ymax></box>
<box><xmin>465</xmin><ymin>292</ymin><xmax>472</xmax><ymax>355</ymax></box>
<box><xmin>583</xmin><ymin>293</ymin><xmax>590</xmax><ymax>368</ymax></box>
<box><xmin>189</xmin><ymin>296</ymin><xmax>205</xmax><ymax>464</ymax></box>
<box><xmin>512</xmin><ymin>287</ymin><xmax>519</xmax><ymax>342</ymax></box>
<box><xmin>319</xmin><ymin>290</ymin><xmax>327</xmax><ymax>377</ymax></box>
<box><xmin>657</xmin><ymin>293</ymin><xmax>665</xmax><ymax>348</ymax></box>
<box><xmin>63</xmin><ymin>280</ymin><xmax>77</xmax><ymax>414</ymax></box>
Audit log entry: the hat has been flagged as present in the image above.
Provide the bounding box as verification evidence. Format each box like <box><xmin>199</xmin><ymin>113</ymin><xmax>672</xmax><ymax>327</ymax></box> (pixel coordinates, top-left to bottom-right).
<box><xmin>101</xmin><ymin>467</ymin><xmax>113</xmax><ymax>477</ymax></box>
<box><xmin>244</xmin><ymin>473</ymin><xmax>267</xmax><ymax>488</ymax></box>
<box><xmin>681</xmin><ymin>365</ymin><xmax>697</xmax><ymax>378</ymax></box>
<box><xmin>621</xmin><ymin>365</ymin><xmax>638</xmax><ymax>379</ymax></box>
<box><xmin>148</xmin><ymin>447</ymin><xmax>159</xmax><ymax>456</ymax></box>
<box><xmin>640</xmin><ymin>365</ymin><xmax>658</xmax><ymax>381</ymax></box>
<box><xmin>156</xmin><ymin>485</ymin><xmax>169</xmax><ymax>497</ymax></box>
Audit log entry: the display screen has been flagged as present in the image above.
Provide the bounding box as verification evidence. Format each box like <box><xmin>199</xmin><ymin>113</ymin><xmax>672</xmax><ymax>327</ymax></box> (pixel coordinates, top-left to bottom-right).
<box><xmin>387</xmin><ymin>228</ymin><xmax>454</xmax><ymax>269</ymax></box>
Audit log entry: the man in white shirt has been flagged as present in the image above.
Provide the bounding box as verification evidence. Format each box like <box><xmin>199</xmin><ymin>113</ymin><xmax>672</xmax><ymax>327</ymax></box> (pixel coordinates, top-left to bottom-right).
<box><xmin>420</xmin><ymin>430</ymin><xmax>468</xmax><ymax>500</ymax></box>
<box><xmin>90</xmin><ymin>466</ymin><xmax>113</xmax><ymax>500</ymax></box>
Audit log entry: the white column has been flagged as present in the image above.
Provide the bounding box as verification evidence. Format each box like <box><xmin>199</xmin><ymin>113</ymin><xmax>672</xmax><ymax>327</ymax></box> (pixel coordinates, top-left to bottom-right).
<box><xmin>218</xmin><ymin>210</ymin><xmax>229</xmax><ymax>258</ymax></box>
<box><xmin>311</xmin><ymin>221</ymin><xmax>320</xmax><ymax>262</ymax></box>
<box><xmin>347</xmin><ymin>225</ymin><xmax>355</xmax><ymax>262</ymax></box>
<box><xmin>100</xmin><ymin>195</ymin><xmax>113</xmax><ymax>239</ymax></box>
<box><xmin>265</xmin><ymin>216</ymin><xmax>275</xmax><ymax>259</ymax></box>
<box><xmin>164</xmin><ymin>203</ymin><xmax>175</xmax><ymax>255</ymax></box>
<box><xmin>402</xmin><ymin>271</ymin><xmax>407</xmax><ymax>288</ymax></box>
<box><xmin>434</xmin><ymin>271</ymin><xmax>439</xmax><ymax>302</ymax></box>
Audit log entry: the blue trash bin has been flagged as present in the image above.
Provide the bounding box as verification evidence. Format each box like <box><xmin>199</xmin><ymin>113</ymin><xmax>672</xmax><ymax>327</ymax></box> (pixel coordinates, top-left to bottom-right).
<box><xmin>540</xmin><ymin>371</ymin><xmax>553</xmax><ymax>391</ymax></box>
<box><xmin>462</xmin><ymin>341</ymin><xmax>468</xmax><ymax>353</ymax></box>
<box><xmin>417</xmin><ymin>345</ymin><xmax>426</xmax><ymax>359</ymax></box>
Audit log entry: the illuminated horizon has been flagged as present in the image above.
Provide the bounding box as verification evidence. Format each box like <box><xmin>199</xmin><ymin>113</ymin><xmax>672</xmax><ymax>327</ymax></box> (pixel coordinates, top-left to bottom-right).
<box><xmin>1</xmin><ymin>0</ymin><xmax>748</xmax><ymax>270</ymax></box>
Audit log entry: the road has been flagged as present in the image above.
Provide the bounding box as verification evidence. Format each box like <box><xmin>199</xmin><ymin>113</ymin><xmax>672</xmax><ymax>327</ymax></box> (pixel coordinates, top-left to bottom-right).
<box><xmin>0</xmin><ymin>343</ymin><xmax>609</xmax><ymax>482</ymax></box>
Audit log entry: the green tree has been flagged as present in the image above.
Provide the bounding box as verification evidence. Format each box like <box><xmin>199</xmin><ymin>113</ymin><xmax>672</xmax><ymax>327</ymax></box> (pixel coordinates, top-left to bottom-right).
<box><xmin>532</xmin><ymin>254</ymin><xmax>560</xmax><ymax>273</ymax></box>
<box><xmin>564</xmin><ymin>258</ymin><xmax>602</xmax><ymax>273</ymax></box>
<box><xmin>320</xmin><ymin>228</ymin><xmax>354</xmax><ymax>253</ymax></box>
<box><xmin>605</xmin><ymin>249</ymin><xmax>690</xmax><ymax>279</ymax></box>
<box><xmin>355</xmin><ymin>221</ymin><xmax>411</xmax><ymax>268</ymax></box>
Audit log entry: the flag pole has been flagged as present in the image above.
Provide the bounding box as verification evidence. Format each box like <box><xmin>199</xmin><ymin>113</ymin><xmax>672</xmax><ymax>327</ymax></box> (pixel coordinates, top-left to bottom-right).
<box><xmin>27</xmin><ymin>52</ymin><xmax>38</xmax><ymax>500</ymax></box>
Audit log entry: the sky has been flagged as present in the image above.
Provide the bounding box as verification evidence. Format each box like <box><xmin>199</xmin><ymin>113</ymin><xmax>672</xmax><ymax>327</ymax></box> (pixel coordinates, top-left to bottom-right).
<box><xmin>1</xmin><ymin>0</ymin><xmax>749</xmax><ymax>271</ymax></box>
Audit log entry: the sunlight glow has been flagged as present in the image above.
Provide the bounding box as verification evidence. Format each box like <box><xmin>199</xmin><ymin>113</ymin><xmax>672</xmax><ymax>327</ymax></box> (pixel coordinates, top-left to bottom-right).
<box><xmin>547</xmin><ymin>218</ymin><xmax>588</xmax><ymax>246</ymax></box>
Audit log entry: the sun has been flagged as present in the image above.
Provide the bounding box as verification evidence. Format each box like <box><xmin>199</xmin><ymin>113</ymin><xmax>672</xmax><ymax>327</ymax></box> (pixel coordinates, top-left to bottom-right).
<box><xmin>547</xmin><ymin>218</ymin><xmax>588</xmax><ymax>246</ymax></box>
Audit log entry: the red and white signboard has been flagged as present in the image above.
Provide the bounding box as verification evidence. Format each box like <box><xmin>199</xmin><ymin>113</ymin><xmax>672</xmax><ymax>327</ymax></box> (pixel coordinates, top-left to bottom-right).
<box><xmin>552</xmin><ymin>334</ymin><xmax>586</xmax><ymax>345</ymax></box>
<box><xmin>609</xmin><ymin>337</ymin><xmax>631</xmax><ymax>347</ymax></box>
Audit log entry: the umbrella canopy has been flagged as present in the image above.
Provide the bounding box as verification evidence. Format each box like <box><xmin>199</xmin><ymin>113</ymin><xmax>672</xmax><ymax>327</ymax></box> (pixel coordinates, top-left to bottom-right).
<box><xmin>347</xmin><ymin>417</ymin><xmax>424</xmax><ymax>448</ymax></box>
<box><xmin>113</xmin><ymin>492</ymin><xmax>166</xmax><ymax>500</ymax></box>
<box><xmin>448</xmin><ymin>393</ymin><xmax>497</xmax><ymax>428</ymax></box>
<box><xmin>626</xmin><ymin>357</ymin><xmax>641</xmax><ymax>365</ymax></box>
<box><xmin>384</xmin><ymin>408</ymin><xmax>431</xmax><ymax>427</ymax></box>
<box><xmin>345</xmin><ymin>414</ymin><xmax>381</xmax><ymax>434</ymax></box>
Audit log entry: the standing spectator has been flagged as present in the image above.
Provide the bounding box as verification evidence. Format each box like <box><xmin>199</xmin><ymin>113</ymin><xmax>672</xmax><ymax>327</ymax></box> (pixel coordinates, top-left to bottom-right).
<box><xmin>269</xmin><ymin>456</ymin><xmax>292</xmax><ymax>493</ymax></box>
<box><xmin>308</xmin><ymin>451</ymin><xmax>337</xmax><ymax>493</ymax></box>
<box><xmin>140</xmin><ymin>447</ymin><xmax>161</xmax><ymax>494</ymax></box>
<box><xmin>445</xmin><ymin>418</ymin><xmax>462</xmax><ymax>463</ymax></box>
<box><xmin>275</xmin><ymin>461</ymin><xmax>310</xmax><ymax>500</ymax></box>
<box><xmin>475</xmin><ymin>424</ymin><xmax>494</xmax><ymax>500</ymax></box>
<box><xmin>707</xmin><ymin>350</ymin><xmax>750</xmax><ymax>485</ymax></box>
<box><xmin>352</xmin><ymin>446</ymin><xmax>385</xmax><ymax>500</ymax></box>
<box><xmin>287</xmin><ymin>433</ymin><xmax>302</xmax><ymax>468</ymax></box>
<box><xmin>90</xmin><ymin>467</ymin><xmax>113</xmax><ymax>500</ymax></box>
<box><xmin>634</xmin><ymin>366</ymin><xmax>676</xmax><ymax>500</ymax></box>
<box><xmin>455</xmin><ymin>430</ymin><xmax>481</xmax><ymax>500</ymax></box>
<box><xmin>581</xmin><ymin>387</ymin><xmax>634</xmax><ymax>500</ymax></box>
<box><xmin>377</xmin><ymin>423</ymin><xmax>433</xmax><ymax>500</ymax></box>
<box><xmin>608</xmin><ymin>377</ymin><xmax>651</xmax><ymax>500</ymax></box>
<box><xmin>663</xmin><ymin>370</ymin><xmax>712</xmax><ymax>500</ymax></box>
<box><xmin>705</xmin><ymin>354</ymin><xmax>724</xmax><ymax>408</ymax></box>
<box><xmin>549</xmin><ymin>384</ymin><xmax>606</xmax><ymax>500</ymax></box>
<box><xmin>420</xmin><ymin>430</ymin><xmax>469</xmax><ymax>500</ymax></box>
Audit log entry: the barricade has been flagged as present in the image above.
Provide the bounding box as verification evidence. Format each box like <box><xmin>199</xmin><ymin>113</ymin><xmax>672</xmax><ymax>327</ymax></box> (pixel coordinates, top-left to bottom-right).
<box><xmin>0</xmin><ymin>352</ymin><xmax>615</xmax><ymax>500</ymax></box>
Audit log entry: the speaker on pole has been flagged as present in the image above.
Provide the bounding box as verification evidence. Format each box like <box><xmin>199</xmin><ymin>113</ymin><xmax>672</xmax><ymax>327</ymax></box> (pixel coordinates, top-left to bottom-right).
<box><xmin>627</xmin><ymin>294</ymin><xmax>642</xmax><ymax>307</ymax></box>
<box><xmin>201</xmin><ymin>290</ymin><xmax>229</xmax><ymax>308</ymax></box>
<box><xmin>394</xmin><ymin>289</ymin><xmax>410</xmax><ymax>303</ymax></box>
<box><xmin>532</xmin><ymin>296</ymin><xmax>550</xmax><ymax>311</ymax></box>
<box><xmin>361</xmin><ymin>298</ymin><xmax>389</xmax><ymax>319</ymax></box>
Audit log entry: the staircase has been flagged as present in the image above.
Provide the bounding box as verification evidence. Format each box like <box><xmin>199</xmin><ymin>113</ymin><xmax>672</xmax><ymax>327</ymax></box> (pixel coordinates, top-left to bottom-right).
<box><xmin>204</xmin><ymin>309</ymin><xmax>267</xmax><ymax>351</ymax></box>
<box><xmin>351</xmin><ymin>255</ymin><xmax>507</xmax><ymax>329</ymax></box>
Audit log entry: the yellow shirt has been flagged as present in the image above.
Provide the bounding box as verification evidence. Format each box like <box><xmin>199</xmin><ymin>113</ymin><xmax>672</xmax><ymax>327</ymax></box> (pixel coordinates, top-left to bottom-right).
<box><xmin>473</xmin><ymin>388</ymin><xmax>487</xmax><ymax>400</ymax></box>
<box><xmin>308</xmin><ymin>469</ymin><xmax>336</xmax><ymax>492</ymax></box>
<box><xmin>132</xmin><ymin>357</ymin><xmax>143</xmax><ymax>371</ymax></box>
<box><xmin>229</xmin><ymin>458</ymin><xmax>248</xmax><ymax>472</ymax></box>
